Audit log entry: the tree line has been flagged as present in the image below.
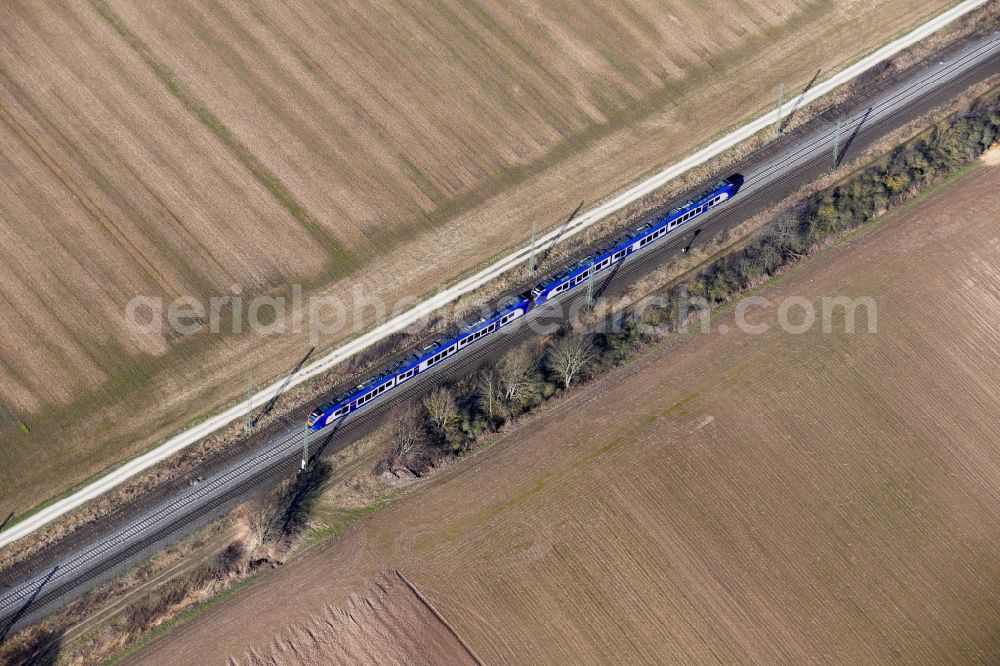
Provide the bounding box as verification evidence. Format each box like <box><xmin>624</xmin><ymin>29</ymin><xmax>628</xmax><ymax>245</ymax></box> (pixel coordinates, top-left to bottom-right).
<box><xmin>379</xmin><ymin>91</ymin><xmax>1000</xmax><ymax>476</ymax></box>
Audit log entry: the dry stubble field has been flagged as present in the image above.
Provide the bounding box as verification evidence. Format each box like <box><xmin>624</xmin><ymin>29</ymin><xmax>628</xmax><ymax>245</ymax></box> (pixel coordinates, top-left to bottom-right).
<box><xmin>0</xmin><ymin>0</ymin><xmax>957</xmax><ymax>514</ymax></box>
<box><xmin>130</xmin><ymin>163</ymin><xmax>1000</xmax><ymax>664</ymax></box>
<box><xmin>235</xmin><ymin>570</ymin><xmax>479</xmax><ymax>666</ymax></box>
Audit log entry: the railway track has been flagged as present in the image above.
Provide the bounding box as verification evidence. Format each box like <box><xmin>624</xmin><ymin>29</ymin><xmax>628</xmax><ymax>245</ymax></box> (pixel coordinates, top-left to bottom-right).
<box><xmin>3</xmin><ymin>24</ymin><xmax>1000</xmax><ymax>636</ymax></box>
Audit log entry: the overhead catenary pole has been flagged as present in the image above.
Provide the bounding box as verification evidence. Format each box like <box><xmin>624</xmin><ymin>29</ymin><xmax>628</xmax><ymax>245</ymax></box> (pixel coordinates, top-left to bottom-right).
<box><xmin>246</xmin><ymin>375</ymin><xmax>253</xmax><ymax>432</ymax></box>
<box><xmin>301</xmin><ymin>423</ymin><xmax>310</xmax><ymax>470</ymax></box>
<box><xmin>774</xmin><ymin>83</ymin><xmax>784</xmax><ymax>137</ymax></box>
<box><xmin>833</xmin><ymin>119</ymin><xmax>843</xmax><ymax>168</ymax></box>
<box><xmin>529</xmin><ymin>219</ymin><xmax>538</xmax><ymax>273</ymax></box>
<box><xmin>586</xmin><ymin>261</ymin><xmax>595</xmax><ymax>311</ymax></box>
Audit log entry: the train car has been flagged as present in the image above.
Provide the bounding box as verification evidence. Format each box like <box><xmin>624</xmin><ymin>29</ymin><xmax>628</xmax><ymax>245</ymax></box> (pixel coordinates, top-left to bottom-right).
<box><xmin>530</xmin><ymin>176</ymin><xmax>740</xmax><ymax>306</ymax></box>
<box><xmin>307</xmin><ymin>295</ymin><xmax>530</xmax><ymax>430</ymax></box>
<box><xmin>307</xmin><ymin>174</ymin><xmax>741</xmax><ymax>431</ymax></box>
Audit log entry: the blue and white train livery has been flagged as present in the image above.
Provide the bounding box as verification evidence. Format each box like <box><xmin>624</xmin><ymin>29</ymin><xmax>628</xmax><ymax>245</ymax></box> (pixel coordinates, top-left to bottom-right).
<box><xmin>307</xmin><ymin>175</ymin><xmax>742</xmax><ymax>430</ymax></box>
<box><xmin>530</xmin><ymin>177</ymin><xmax>739</xmax><ymax>304</ymax></box>
<box><xmin>307</xmin><ymin>295</ymin><xmax>530</xmax><ymax>429</ymax></box>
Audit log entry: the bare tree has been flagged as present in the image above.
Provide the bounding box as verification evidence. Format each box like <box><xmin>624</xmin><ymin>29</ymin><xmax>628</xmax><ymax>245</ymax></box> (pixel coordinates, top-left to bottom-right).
<box><xmin>391</xmin><ymin>404</ymin><xmax>424</xmax><ymax>461</ymax></box>
<box><xmin>547</xmin><ymin>335</ymin><xmax>595</xmax><ymax>389</ymax></box>
<box><xmin>476</xmin><ymin>368</ymin><xmax>505</xmax><ymax>421</ymax></box>
<box><xmin>498</xmin><ymin>349</ymin><xmax>537</xmax><ymax>406</ymax></box>
<box><xmin>759</xmin><ymin>243</ymin><xmax>782</xmax><ymax>273</ymax></box>
<box><xmin>770</xmin><ymin>211</ymin><xmax>804</xmax><ymax>256</ymax></box>
<box><xmin>422</xmin><ymin>387</ymin><xmax>458</xmax><ymax>440</ymax></box>
<box><xmin>246</xmin><ymin>497</ymin><xmax>281</xmax><ymax>548</ymax></box>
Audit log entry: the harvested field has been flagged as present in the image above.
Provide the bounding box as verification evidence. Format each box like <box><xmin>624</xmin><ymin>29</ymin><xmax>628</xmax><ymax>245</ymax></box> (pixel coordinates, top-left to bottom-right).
<box><xmin>130</xmin><ymin>163</ymin><xmax>1000</xmax><ymax>664</ymax></box>
<box><xmin>232</xmin><ymin>570</ymin><xmax>479</xmax><ymax>666</ymax></box>
<box><xmin>0</xmin><ymin>0</ymin><xmax>958</xmax><ymax>515</ymax></box>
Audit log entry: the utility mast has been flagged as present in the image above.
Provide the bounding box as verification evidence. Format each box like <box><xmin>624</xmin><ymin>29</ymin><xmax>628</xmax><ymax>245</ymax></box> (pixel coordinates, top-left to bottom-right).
<box><xmin>774</xmin><ymin>83</ymin><xmax>784</xmax><ymax>137</ymax></box>
<box><xmin>529</xmin><ymin>219</ymin><xmax>538</xmax><ymax>273</ymax></box>
<box><xmin>586</xmin><ymin>261</ymin><xmax>595</xmax><ymax>311</ymax></box>
<box><xmin>246</xmin><ymin>375</ymin><xmax>253</xmax><ymax>432</ymax></box>
<box><xmin>833</xmin><ymin>119</ymin><xmax>843</xmax><ymax>169</ymax></box>
<box><xmin>301</xmin><ymin>424</ymin><xmax>310</xmax><ymax>471</ymax></box>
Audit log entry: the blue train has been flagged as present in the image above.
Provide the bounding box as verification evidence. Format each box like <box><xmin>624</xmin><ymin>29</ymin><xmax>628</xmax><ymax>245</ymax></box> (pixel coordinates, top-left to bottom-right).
<box><xmin>307</xmin><ymin>175</ymin><xmax>742</xmax><ymax>430</ymax></box>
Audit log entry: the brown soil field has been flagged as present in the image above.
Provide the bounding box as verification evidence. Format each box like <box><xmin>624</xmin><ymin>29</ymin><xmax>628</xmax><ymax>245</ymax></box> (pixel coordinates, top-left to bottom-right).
<box><xmin>0</xmin><ymin>0</ymin><xmax>958</xmax><ymax>515</ymax></box>
<box><xmin>128</xmin><ymin>163</ymin><xmax>1000</xmax><ymax>664</ymax></box>
<box><xmin>232</xmin><ymin>569</ymin><xmax>480</xmax><ymax>666</ymax></box>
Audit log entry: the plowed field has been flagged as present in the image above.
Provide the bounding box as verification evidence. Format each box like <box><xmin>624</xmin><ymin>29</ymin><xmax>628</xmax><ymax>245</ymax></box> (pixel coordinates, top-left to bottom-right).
<box><xmin>130</xmin><ymin>145</ymin><xmax>1000</xmax><ymax>664</ymax></box>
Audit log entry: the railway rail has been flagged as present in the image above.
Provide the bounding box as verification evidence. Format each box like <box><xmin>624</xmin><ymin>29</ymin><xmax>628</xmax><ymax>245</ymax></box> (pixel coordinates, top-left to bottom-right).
<box><xmin>3</xmin><ymin>22</ymin><xmax>1000</xmax><ymax>636</ymax></box>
